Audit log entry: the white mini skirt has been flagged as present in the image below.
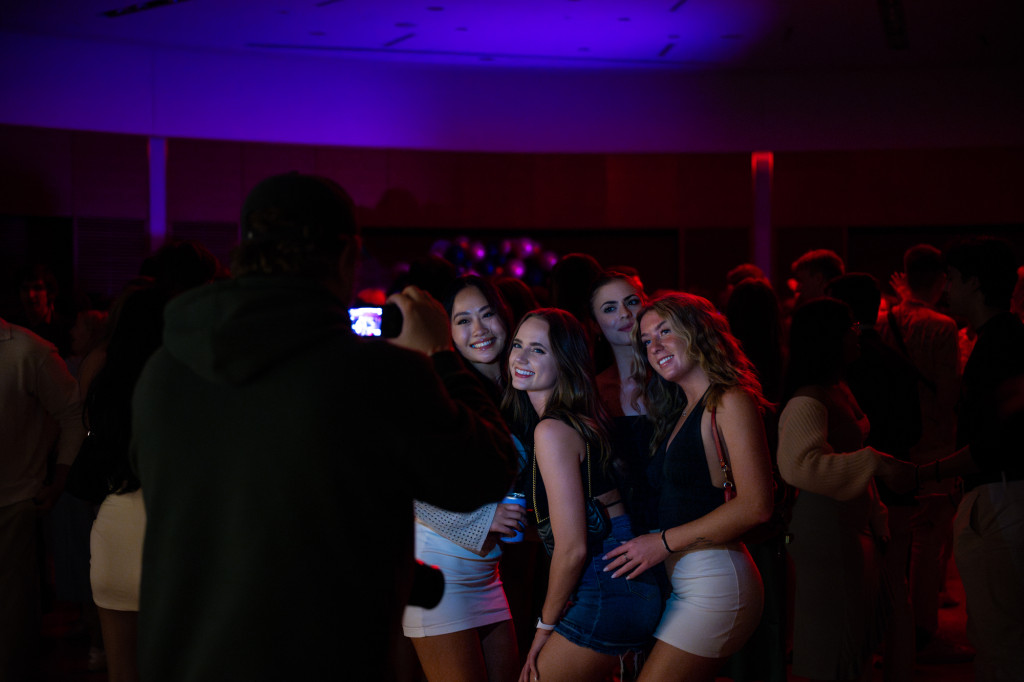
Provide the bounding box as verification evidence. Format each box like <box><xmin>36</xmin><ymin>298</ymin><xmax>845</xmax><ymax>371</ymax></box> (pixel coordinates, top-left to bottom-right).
<box><xmin>402</xmin><ymin>522</ymin><xmax>510</xmax><ymax>637</ymax></box>
<box><xmin>655</xmin><ymin>544</ymin><xmax>763</xmax><ymax>658</ymax></box>
<box><xmin>90</xmin><ymin>488</ymin><xmax>146</xmax><ymax>611</ymax></box>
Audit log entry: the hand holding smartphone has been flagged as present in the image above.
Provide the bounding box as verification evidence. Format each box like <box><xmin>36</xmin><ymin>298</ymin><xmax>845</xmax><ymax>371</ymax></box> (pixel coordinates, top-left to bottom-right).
<box><xmin>348</xmin><ymin>304</ymin><xmax>402</xmax><ymax>338</ymax></box>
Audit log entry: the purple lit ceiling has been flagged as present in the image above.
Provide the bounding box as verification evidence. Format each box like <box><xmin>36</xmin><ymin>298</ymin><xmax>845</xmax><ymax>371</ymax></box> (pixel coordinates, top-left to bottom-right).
<box><xmin>3</xmin><ymin>0</ymin><xmax>1021</xmax><ymax>70</ymax></box>
<box><xmin>2</xmin><ymin>1</ymin><xmax>1022</xmax><ymax>152</ymax></box>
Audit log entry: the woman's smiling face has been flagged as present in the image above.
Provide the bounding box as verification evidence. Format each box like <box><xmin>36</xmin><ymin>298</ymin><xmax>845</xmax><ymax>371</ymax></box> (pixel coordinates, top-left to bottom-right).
<box><xmin>508</xmin><ymin>317</ymin><xmax>558</xmax><ymax>401</ymax></box>
<box><xmin>450</xmin><ymin>286</ymin><xmax>507</xmax><ymax>367</ymax></box>
<box><xmin>639</xmin><ymin>311</ymin><xmax>694</xmax><ymax>386</ymax></box>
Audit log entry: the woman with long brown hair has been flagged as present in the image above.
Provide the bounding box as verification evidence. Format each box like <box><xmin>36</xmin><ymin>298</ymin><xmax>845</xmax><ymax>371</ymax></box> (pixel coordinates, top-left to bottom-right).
<box><xmin>503</xmin><ymin>308</ymin><xmax>661</xmax><ymax>682</ymax></box>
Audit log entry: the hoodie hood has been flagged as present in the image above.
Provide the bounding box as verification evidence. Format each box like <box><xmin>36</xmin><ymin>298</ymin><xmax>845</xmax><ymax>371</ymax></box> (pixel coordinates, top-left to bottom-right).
<box><xmin>162</xmin><ymin>276</ymin><xmax>351</xmax><ymax>386</ymax></box>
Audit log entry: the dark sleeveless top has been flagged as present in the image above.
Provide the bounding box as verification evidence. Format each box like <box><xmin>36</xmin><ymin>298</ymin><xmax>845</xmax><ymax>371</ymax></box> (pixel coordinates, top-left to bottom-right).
<box><xmin>531</xmin><ymin>441</ymin><xmax>616</xmax><ymax>524</ymax></box>
<box><xmin>647</xmin><ymin>394</ymin><xmax>725</xmax><ymax>529</ymax></box>
<box><xmin>609</xmin><ymin>415</ymin><xmax>658</xmax><ymax>534</ymax></box>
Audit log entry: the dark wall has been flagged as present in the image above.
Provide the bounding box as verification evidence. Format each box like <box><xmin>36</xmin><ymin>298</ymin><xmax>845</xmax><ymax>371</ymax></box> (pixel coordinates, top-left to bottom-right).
<box><xmin>2</xmin><ymin>124</ymin><xmax>1022</xmax><ymax>308</ymax></box>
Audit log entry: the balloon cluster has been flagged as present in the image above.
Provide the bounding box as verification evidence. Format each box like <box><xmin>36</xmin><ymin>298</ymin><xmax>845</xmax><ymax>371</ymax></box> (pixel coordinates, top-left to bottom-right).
<box><xmin>429</xmin><ymin>236</ymin><xmax>559</xmax><ymax>286</ymax></box>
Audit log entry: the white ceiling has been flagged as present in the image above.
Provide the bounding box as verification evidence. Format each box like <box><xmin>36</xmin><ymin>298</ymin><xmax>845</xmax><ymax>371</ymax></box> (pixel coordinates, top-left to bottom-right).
<box><xmin>3</xmin><ymin>0</ymin><xmax>1022</xmax><ymax>70</ymax></box>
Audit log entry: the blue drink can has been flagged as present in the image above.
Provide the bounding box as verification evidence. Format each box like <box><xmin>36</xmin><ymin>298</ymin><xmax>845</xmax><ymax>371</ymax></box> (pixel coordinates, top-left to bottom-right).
<box><xmin>501</xmin><ymin>493</ymin><xmax>527</xmax><ymax>543</ymax></box>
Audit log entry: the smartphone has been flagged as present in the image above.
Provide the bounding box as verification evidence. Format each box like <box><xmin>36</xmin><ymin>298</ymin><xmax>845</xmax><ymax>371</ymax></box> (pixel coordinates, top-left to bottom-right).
<box><xmin>349</xmin><ymin>307</ymin><xmax>383</xmax><ymax>337</ymax></box>
<box><xmin>349</xmin><ymin>304</ymin><xmax>402</xmax><ymax>338</ymax></box>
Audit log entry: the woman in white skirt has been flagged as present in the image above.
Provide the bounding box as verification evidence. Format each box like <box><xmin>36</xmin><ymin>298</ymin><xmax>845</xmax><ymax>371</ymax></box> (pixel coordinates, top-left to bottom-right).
<box><xmin>82</xmin><ymin>283</ymin><xmax>169</xmax><ymax>682</ymax></box>
<box><xmin>402</xmin><ymin>277</ymin><xmax>526</xmax><ymax>682</ymax></box>
<box><xmin>604</xmin><ymin>293</ymin><xmax>775</xmax><ymax>682</ymax></box>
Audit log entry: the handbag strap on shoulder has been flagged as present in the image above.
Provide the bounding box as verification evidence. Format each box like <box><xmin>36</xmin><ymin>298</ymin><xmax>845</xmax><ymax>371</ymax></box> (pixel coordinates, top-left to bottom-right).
<box><xmin>710</xmin><ymin>407</ymin><xmax>735</xmax><ymax>493</ymax></box>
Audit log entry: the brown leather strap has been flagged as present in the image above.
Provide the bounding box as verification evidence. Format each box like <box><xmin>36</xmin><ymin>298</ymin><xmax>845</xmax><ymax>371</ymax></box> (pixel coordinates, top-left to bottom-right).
<box><xmin>710</xmin><ymin>407</ymin><xmax>735</xmax><ymax>496</ymax></box>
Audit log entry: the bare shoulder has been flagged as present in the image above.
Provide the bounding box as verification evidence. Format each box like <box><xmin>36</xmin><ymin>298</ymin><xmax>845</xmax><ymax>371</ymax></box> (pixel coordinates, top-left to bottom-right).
<box><xmin>534</xmin><ymin>418</ymin><xmax>584</xmax><ymax>459</ymax></box>
<box><xmin>714</xmin><ymin>387</ymin><xmax>762</xmax><ymax>425</ymax></box>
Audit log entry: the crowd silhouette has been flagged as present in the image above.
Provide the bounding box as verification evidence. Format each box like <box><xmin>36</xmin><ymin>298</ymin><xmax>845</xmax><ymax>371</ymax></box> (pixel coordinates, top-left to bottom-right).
<box><xmin>3</xmin><ymin>173</ymin><xmax>1023</xmax><ymax>682</ymax></box>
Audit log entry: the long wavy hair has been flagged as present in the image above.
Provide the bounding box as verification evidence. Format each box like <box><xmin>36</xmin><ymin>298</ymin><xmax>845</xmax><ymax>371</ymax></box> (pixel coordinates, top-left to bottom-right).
<box><xmin>443</xmin><ymin>275</ymin><xmax>514</xmax><ymax>390</ymax></box>
<box><xmin>501</xmin><ymin>308</ymin><xmax>611</xmax><ymax>465</ymax></box>
<box><xmin>631</xmin><ymin>293</ymin><xmax>770</xmax><ymax>455</ymax></box>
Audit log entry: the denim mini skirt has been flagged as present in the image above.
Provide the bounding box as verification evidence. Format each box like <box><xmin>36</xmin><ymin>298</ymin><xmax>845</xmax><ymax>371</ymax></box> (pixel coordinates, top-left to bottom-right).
<box><xmin>555</xmin><ymin>515</ymin><xmax>664</xmax><ymax>655</ymax></box>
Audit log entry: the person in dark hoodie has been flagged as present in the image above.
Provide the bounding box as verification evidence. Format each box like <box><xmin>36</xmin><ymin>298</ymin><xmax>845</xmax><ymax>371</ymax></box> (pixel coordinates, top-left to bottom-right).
<box><xmin>131</xmin><ymin>172</ymin><xmax>515</xmax><ymax>682</ymax></box>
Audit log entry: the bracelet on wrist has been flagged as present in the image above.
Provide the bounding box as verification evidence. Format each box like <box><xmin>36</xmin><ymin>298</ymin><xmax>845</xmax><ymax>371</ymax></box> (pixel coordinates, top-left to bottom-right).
<box><xmin>536</xmin><ymin>617</ymin><xmax>556</xmax><ymax>631</ymax></box>
<box><xmin>661</xmin><ymin>529</ymin><xmax>677</xmax><ymax>553</ymax></box>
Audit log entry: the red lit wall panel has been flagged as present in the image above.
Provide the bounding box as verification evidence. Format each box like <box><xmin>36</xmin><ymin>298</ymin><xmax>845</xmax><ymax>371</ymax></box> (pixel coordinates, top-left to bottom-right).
<box><xmin>167</xmin><ymin>138</ymin><xmax>242</xmax><ymax>223</ymax></box>
<box><xmin>454</xmin><ymin>152</ymin><xmax>537</xmax><ymax>230</ymax></box>
<box><xmin>71</xmin><ymin>131</ymin><xmax>148</xmax><ymax>219</ymax></box>
<box><xmin>0</xmin><ymin>126</ymin><xmax>73</xmax><ymax>216</ymax></box>
<box><xmin>532</xmin><ymin>155</ymin><xmax>607</xmax><ymax>229</ymax></box>
<box><xmin>675</xmin><ymin>154</ymin><xmax>751</xmax><ymax>228</ymax></box>
<box><xmin>606</xmin><ymin>155</ymin><xmax>681</xmax><ymax>229</ymax></box>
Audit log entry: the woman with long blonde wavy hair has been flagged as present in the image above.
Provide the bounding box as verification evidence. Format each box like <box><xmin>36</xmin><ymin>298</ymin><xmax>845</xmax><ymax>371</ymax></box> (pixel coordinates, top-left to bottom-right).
<box><xmin>604</xmin><ymin>293</ymin><xmax>774</xmax><ymax>682</ymax></box>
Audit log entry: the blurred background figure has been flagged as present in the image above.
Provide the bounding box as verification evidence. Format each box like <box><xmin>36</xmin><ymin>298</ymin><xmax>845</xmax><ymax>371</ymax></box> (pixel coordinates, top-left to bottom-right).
<box><xmin>778</xmin><ymin>297</ymin><xmax>915</xmax><ymax>682</ymax></box>
<box><xmin>790</xmin><ymin>249</ymin><xmax>844</xmax><ymax>304</ymax></box>
<box><xmin>878</xmin><ymin>244</ymin><xmax>965</xmax><ymax>662</ymax></box>
<box><xmin>0</xmin><ymin>314</ymin><xmax>85</xmax><ymax>680</ymax></box>
<box><xmin>15</xmin><ymin>264</ymin><xmax>72</xmax><ymax>356</ymax></box>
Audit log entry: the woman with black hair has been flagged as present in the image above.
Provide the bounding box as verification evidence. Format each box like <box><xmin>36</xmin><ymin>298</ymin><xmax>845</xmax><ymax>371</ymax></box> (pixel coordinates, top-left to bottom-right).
<box><xmin>444</xmin><ymin>276</ymin><xmax>514</xmax><ymax>395</ymax></box>
<box><xmin>84</xmin><ymin>282</ymin><xmax>170</xmax><ymax>682</ymax></box>
<box><xmin>777</xmin><ymin>297</ymin><xmax>914</xmax><ymax>682</ymax></box>
<box><xmin>402</xmin><ymin>276</ymin><xmax>524</xmax><ymax>682</ymax></box>
<box><xmin>504</xmin><ymin>308</ymin><xmax>661</xmax><ymax>682</ymax></box>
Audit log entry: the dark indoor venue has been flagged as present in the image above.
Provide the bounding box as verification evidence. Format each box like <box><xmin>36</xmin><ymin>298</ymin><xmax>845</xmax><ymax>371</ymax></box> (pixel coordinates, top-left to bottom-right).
<box><xmin>2</xmin><ymin>1</ymin><xmax>1022</xmax><ymax>681</ymax></box>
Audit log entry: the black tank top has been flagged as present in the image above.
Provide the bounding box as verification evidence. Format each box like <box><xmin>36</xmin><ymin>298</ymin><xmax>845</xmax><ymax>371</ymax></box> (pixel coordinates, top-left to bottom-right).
<box><xmin>531</xmin><ymin>441</ymin><xmax>616</xmax><ymax>523</ymax></box>
<box><xmin>647</xmin><ymin>394</ymin><xmax>724</xmax><ymax>529</ymax></box>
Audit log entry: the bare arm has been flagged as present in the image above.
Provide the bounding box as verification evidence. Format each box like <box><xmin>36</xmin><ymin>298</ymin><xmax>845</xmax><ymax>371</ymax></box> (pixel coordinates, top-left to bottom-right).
<box><xmin>605</xmin><ymin>389</ymin><xmax>774</xmax><ymax>578</ymax></box>
<box><xmin>520</xmin><ymin>418</ymin><xmax>588</xmax><ymax>682</ymax></box>
<box><xmin>660</xmin><ymin>389</ymin><xmax>775</xmax><ymax>553</ymax></box>
<box><xmin>918</xmin><ymin>444</ymin><xmax>979</xmax><ymax>482</ymax></box>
